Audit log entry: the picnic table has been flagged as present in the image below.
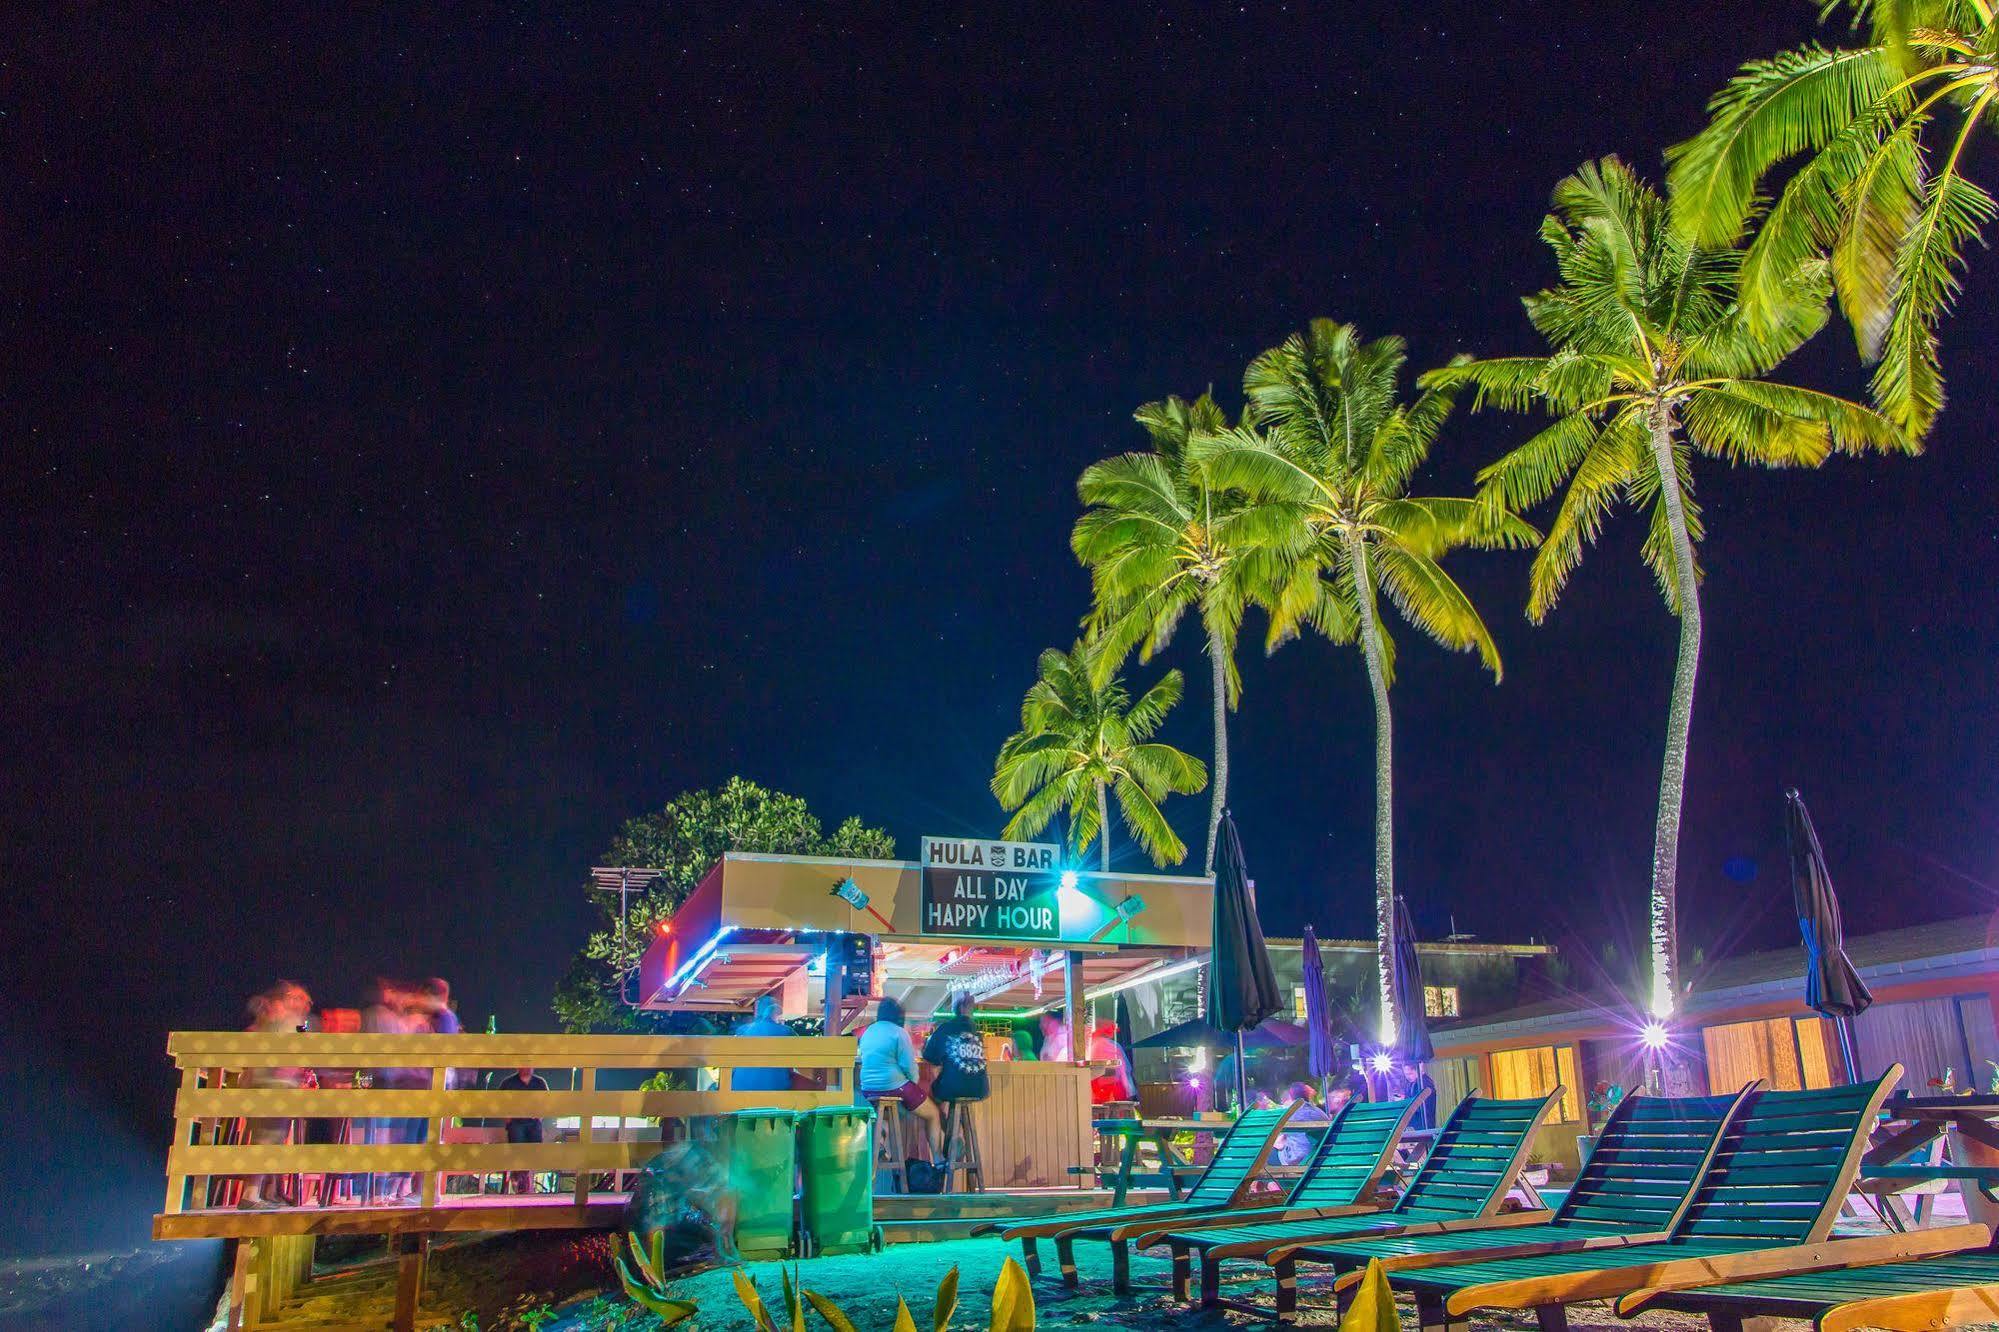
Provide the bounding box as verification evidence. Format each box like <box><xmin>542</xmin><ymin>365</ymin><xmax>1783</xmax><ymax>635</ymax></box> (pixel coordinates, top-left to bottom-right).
<box><xmin>1091</xmin><ymin>1116</ymin><xmax>1231</xmax><ymax>1205</ymax></box>
<box><xmin>1855</xmin><ymin>1094</ymin><xmax>1999</xmax><ymax>1228</ymax></box>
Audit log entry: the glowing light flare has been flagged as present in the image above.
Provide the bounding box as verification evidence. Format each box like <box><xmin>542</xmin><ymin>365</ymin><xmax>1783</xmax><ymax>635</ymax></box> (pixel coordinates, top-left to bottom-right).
<box><xmin>1369</xmin><ymin>1051</ymin><xmax>1394</xmax><ymax>1074</ymax></box>
<box><xmin>1640</xmin><ymin>1021</ymin><xmax>1670</xmax><ymax>1051</ymax></box>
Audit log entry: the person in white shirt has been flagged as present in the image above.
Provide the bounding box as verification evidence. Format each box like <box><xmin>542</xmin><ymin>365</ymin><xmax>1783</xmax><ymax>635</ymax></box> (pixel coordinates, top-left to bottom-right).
<box><xmin>857</xmin><ymin>997</ymin><xmax>941</xmax><ymax>1159</ymax></box>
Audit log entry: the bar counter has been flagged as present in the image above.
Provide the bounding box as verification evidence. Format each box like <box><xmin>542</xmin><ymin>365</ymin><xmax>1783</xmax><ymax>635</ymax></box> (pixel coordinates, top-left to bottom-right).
<box><xmin>974</xmin><ymin>1060</ymin><xmax>1096</xmax><ymax>1188</ymax></box>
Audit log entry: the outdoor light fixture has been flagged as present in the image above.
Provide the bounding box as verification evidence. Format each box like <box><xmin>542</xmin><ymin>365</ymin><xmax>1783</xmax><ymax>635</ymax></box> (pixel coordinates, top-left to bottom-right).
<box><xmin>1369</xmin><ymin>1051</ymin><xmax>1394</xmax><ymax>1074</ymax></box>
<box><xmin>1059</xmin><ymin>869</ymin><xmax>1079</xmax><ymax>891</ymax></box>
<box><xmin>1640</xmin><ymin>1020</ymin><xmax>1670</xmax><ymax>1051</ymax></box>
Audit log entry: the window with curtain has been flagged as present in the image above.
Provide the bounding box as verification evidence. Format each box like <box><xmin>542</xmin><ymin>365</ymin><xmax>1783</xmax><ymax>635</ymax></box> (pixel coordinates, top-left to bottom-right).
<box><xmin>1854</xmin><ymin>997</ymin><xmax>1977</xmax><ymax>1092</ymax></box>
<box><xmin>1486</xmin><ymin>1044</ymin><xmax>1583</xmax><ymax>1123</ymax></box>
<box><xmin>1701</xmin><ymin>1017</ymin><xmax>1842</xmax><ymax>1092</ymax></box>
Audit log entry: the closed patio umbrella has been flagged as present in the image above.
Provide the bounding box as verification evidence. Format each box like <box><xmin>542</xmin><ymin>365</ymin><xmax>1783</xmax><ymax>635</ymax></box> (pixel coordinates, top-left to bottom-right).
<box><xmin>1133</xmin><ymin>1015</ymin><xmax>1299</xmax><ymax>1051</ymax></box>
<box><xmin>1786</xmin><ymin>788</ymin><xmax>1871</xmax><ymax>1081</ymax></box>
<box><xmin>1208</xmin><ymin>811</ymin><xmax>1281</xmax><ymax>1110</ymax></box>
<box><xmin>1301</xmin><ymin>925</ymin><xmax>1338</xmax><ymax>1099</ymax></box>
<box><xmin>1388</xmin><ymin>896</ymin><xmax>1434</xmax><ymax>1064</ymax></box>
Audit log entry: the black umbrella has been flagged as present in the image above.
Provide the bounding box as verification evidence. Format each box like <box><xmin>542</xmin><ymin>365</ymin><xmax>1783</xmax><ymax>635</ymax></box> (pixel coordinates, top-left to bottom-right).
<box><xmin>1133</xmin><ymin>1016</ymin><xmax>1301</xmax><ymax>1051</ymax></box>
<box><xmin>1388</xmin><ymin>896</ymin><xmax>1435</xmax><ymax>1063</ymax></box>
<box><xmin>1207</xmin><ymin>811</ymin><xmax>1282</xmax><ymax>1110</ymax></box>
<box><xmin>1786</xmin><ymin>788</ymin><xmax>1871</xmax><ymax>1080</ymax></box>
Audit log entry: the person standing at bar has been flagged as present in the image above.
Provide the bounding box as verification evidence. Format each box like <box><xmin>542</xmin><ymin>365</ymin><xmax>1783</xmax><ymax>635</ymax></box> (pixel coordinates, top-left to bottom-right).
<box><xmin>730</xmin><ymin>995</ymin><xmax>792</xmax><ymax>1094</ymax></box>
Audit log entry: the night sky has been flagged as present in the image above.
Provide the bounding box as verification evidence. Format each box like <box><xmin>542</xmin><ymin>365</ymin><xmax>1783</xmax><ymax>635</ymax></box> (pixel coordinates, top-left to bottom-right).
<box><xmin>5</xmin><ymin>3</ymin><xmax>1997</xmax><ymax>1257</ymax></box>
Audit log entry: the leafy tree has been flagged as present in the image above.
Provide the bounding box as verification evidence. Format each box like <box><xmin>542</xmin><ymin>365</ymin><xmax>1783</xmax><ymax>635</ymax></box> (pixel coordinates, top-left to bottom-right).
<box><xmin>991</xmin><ymin>643</ymin><xmax>1207</xmax><ymax>870</ymax></box>
<box><xmin>1426</xmin><ymin>158</ymin><xmax>1912</xmax><ymax>1018</ymax></box>
<box><xmin>1073</xmin><ymin>393</ymin><xmax>1291</xmax><ymax>873</ymax></box>
<box><xmin>1195</xmin><ymin>320</ymin><xmax>1535</xmax><ymax>1046</ymax></box>
<box><xmin>1666</xmin><ymin>0</ymin><xmax>1997</xmax><ymax>436</ymax></box>
<box><xmin>554</xmin><ymin>776</ymin><xmax>895</xmax><ymax>1032</ymax></box>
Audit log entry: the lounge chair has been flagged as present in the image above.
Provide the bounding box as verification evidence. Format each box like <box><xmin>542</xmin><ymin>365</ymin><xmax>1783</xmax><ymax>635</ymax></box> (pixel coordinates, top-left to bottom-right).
<box><xmin>1615</xmin><ymin>1230</ymin><xmax>1999</xmax><ymax>1331</ymax></box>
<box><xmin>1375</xmin><ymin>1068</ymin><xmax>1908</xmax><ymax>1332</ymax></box>
<box><xmin>1136</xmin><ymin>1090</ymin><xmax>1561</xmax><ymax>1309</ymax></box>
<box><xmin>1049</xmin><ymin>1095</ymin><xmax>1426</xmax><ymax>1293</ymax></box>
<box><xmin>974</xmin><ymin>1104</ymin><xmax>1297</xmax><ymax>1281</ymax></box>
<box><xmin>1265</xmin><ymin>1085</ymin><xmax>1752</xmax><ymax>1322</ymax></box>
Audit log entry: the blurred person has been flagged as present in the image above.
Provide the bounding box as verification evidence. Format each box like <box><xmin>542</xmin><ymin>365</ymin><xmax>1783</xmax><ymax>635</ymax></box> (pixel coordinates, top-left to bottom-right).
<box><xmin>1405</xmin><ymin>1063</ymin><xmax>1438</xmax><ymax>1131</ymax></box>
<box><xmin>238</xmin><ymin>981</ymin><xmax>313</xmax><ymax>1209</ymax></box>
<box><xmin>497</xmin><ymin>1066</ymin><xmax>548</xmax><ymax>1194</ymax></box>
<box><xmin>1086</xmin><ymin>1020</ymin><xmax>1135</xmax><ymax>1104</ymax></box>
<box><xmin>1010</xmin><ymin>1022</ymin><xmax>1039</xmax><ymax>1061</ymax></box>
<box><xmin>730</xmin><ymin>995</ymin><xmax>792</xmax><ymax>1093</ymax></box>
<box><xmin>1275</xmin><ymin>1081</ymin><xmax>1331</xmax><ymax>1166</ymax></box>
<box><xmin>1037</xmin><ymin>1010</ymin><xmax>1071</xmax><ymax>1063</ymax></box>
<box><xmin>362</xmin><ymin>979</ymin><xmax>425</xmax><ymax>1202</ymax></box>
<box><xmin>856</xmin><ymin>997</ymin><xmax>942</xmax><ymax>1162</ymax></box>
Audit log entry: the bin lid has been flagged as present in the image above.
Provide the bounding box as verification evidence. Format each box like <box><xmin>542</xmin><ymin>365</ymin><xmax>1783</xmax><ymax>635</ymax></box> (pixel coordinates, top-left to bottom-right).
<box><xmin>804</xmin><ymin>1104</ymin><xmax>875</xmax><ymax>1122</ymax></box>
<box><xmin>733</xmin><ymin>1108</ymin><xmax>798</xmax><ymax>1124</ymax></box>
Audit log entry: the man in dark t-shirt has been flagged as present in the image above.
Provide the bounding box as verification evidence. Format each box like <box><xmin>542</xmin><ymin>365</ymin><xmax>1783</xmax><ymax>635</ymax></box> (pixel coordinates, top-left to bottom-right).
<box><xmin>920</xmin><ymin>992</ymin><xmax>989</xmax><ymax>1103</ymax></box>
<box><xmin>497</xmin><ymin>1066</ymin><xmax>549</xmax><ymax>1193</ymax></box>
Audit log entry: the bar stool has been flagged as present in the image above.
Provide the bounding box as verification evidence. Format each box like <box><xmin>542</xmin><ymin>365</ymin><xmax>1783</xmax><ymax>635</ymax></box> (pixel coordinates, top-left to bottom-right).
<box><xmin>868</xmin><ymin>1096</ymin><xmax>908</xmax><ymax>1193</ymax></box>
<box><xmin>939</xmin><ymin>1099</ymin><xmax>985</xmax><ymax>1193</ymax></box>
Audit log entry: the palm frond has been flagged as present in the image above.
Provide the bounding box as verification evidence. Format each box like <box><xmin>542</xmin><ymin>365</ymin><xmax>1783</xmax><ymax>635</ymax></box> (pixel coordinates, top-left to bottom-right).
<box><xmin>1666</xmin><ymin>44</ymin><xmax>1906</xmax><ymax>245</ymax></box>
<box><xmin>1372</xmin><ymin>545</ymin><xmax>1506</xmax><ymax>679</ymax></box>
<box><xmin>1873</xmin><ymin>102</ymin><xmax>1998</xmax><ymax>434</ymax></box>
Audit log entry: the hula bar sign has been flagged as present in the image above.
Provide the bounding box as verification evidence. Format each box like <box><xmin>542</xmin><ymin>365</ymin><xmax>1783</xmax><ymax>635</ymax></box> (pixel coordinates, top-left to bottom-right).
<box><xmin>920</xmin><ymin>836</ymin><xmax>1062</xmax><ymax>940</ymax></box>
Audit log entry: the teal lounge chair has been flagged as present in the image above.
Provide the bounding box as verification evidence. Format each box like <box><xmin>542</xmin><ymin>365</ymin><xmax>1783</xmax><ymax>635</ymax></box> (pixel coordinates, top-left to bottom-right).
<box><xmin>974</xmin><ymin>1104</ymin><xmax>1297</xmax><ymax>1280</ymax></box>
<box><xmin>1136</xmin><ymin>1090</ymin><xmax>1561</xmax><ymax>1309</ymax></box>
<box><xmin>1616</xmin><ymin>1230</ymin><xmax>1999</xmax><ymax>1331</ymax></box>
<box><xmin>1269</xmin><ymin>1086</ymin><xmax>1752</xmax><ymax>1322</ymax></box>
<box><xmin>1053</xmin><ymin>1094</ymin><xmax>1425</xmax><ymax>1293</ymax></box>
<box><xmin>1379</xmin><ymin>1068</ymin><xmax>1907</xmax><ymax>1332</ymax></box>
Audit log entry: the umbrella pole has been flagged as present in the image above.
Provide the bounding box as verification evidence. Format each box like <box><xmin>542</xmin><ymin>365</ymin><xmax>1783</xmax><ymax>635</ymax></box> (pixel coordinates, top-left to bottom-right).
<box><xmin>1835</xmin><ymin>1015</ymin><xmax>1860</xmax><ymax>1084</ymax></box>
<box><xmin>1234</xmin><ymin>1032</ymin><xmax>1247</xmax><ymax>1112</ymax></box>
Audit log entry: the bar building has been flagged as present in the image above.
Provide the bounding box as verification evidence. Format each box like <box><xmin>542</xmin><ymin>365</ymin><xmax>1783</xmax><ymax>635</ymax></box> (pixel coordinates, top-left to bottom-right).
<box><xmin>635</xmin><ymin>841</ymin><xmax>1555</xmax><ymax>1187</ymax></box>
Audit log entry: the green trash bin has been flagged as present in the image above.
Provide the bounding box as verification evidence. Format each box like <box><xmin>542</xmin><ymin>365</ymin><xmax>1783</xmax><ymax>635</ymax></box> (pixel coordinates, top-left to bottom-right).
<box><xmin>798</xmin><ymin>1104</ymin><xmax>878</xmax><ymax>1256</ymax></box>
<box><xmin>728</xmin><ymin>1109</ymin><xmax>798</xmax><ymax>1259</ymax></box>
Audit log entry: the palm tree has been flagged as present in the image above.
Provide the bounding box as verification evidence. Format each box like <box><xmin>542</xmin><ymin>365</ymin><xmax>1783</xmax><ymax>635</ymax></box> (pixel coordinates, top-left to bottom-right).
<box><xmin>991</xmin><ymin>644</ymin><xmax>1208</xmax><ymax>870</ymax></box>
<box><xmin>1426</xmin><ymin>158</ymin><xmax>1913</xmax><ymax>1019</ymax></box>
<box><xmin>1194</xmin><ymin>321</ymin><xmax>1536</xmax><ymax>1048</ymax></box>
<box><xmin>1072</xmin><ymin>394</ymin><xmax>1291</xmax><ymax>873</ymax></box>
<box><xmin>1667</xmin><ymin>0</ymin><xmax>1997</xmax><ymax>437</ymax></box>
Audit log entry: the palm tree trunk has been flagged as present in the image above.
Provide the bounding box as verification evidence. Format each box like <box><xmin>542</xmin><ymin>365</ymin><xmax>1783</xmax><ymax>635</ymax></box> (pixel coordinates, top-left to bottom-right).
<box><xmin>1644</xmin><ymin>401</ymin><xmax>1701</xmax><ymax>1020</ymax></box>
<box><xmin>1204</xmin><ymin>634</ymin><xmax>1230</xmax><ymax>876</ymax></box>
<box><xmin>1345</xmin><ymin>531</ymin><xmax>1398</xmax><ymax>1048</ymax></box>
<box><xmin>1096</xmin><ymin>779</ymin><xmax>1111</xmax><ymax>873</ymax></box>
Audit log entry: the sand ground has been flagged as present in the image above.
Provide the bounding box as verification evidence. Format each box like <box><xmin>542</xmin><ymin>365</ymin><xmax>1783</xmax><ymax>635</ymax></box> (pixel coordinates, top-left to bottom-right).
<box><xmin>234</xmin><ymin>1230</ymin><xmax>1766</xmax><ymax>1332</ymax></box>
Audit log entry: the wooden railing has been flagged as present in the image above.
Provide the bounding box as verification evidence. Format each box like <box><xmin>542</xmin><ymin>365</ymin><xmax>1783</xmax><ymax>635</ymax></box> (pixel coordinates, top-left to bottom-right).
<box><xmin>161</xmin><ymin>1031</ymin><xmax>857</xmax><ymax>1221</ymax></box>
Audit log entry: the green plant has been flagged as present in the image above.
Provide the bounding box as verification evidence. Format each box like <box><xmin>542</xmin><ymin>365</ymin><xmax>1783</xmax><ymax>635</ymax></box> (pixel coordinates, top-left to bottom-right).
<box><xmin>1667</xmin><ymin>0</ymin><xmax>1999</xmax><ymax>436</ymax></box>
<box><xmin>614</xmin><ymin>1230</ymin><xmax>698</xmax><ymax>1327</ymax></box>
<box><xmin>559</xmin><ymin>777</ymin><xmax>897</xmax><ymax>1031</ymax></box>
<box><xmin>737</xmin><ymin>1258</ymin><xmax>1035</xmax><ymax>1331</ymax></box>
<box><xmin>992</xmin><ymin>643</ymin><xmax>1206</xmax><ymax>869</ymax></box>
<box><xmin>1428</xmin><ymin>156</ymin><xmax>1911</xmax><ymax>1019</ymax></box>
<box><xmin>518</xmin><ymin>1305</ymin><xmax>558</xmax><ymax>1332</ymax></box>
<box><xmin>1195</xmin><ymin>319</ymin><xmax>1534</xmax><ymax>1045</ymax></box>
